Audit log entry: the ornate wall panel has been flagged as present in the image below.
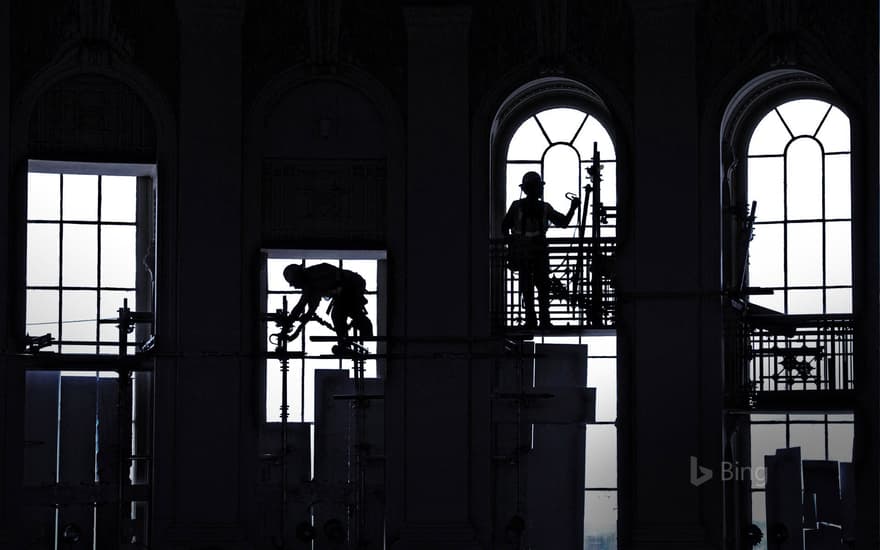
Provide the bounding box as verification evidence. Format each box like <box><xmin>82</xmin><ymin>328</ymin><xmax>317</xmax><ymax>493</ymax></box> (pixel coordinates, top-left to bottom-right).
<box><xmin>262</xmin><ymin>158</ymin><xmax>387</xmax><ymax>242</ymax></box>
<box><xmin>28</xmin><ymin>74</ymin><xmax>157</xmax><ymax>160</ymax></box>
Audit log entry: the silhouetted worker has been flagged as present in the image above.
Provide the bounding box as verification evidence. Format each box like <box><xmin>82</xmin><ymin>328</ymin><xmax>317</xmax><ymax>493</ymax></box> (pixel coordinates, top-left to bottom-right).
<box><xmin>502</xmin><ymin>171</ymin><xmax>579</xmax><ymax>328</ymax></box>
<box><xmin>283</xmin><ymin>263</ymin><xmax>373</xmax><ymax>355</ymax></box>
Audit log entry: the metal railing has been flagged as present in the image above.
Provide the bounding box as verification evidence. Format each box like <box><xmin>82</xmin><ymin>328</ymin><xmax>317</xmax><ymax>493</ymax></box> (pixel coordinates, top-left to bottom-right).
<box><xmin>490</xmin><ymin>237</ymin><xmax>616</xmax><ymax>331</ymax></box>
<box><xmin>739</xmin><ymin>313</ymin><xmax>854</xmax><ymax>395</ymax></box>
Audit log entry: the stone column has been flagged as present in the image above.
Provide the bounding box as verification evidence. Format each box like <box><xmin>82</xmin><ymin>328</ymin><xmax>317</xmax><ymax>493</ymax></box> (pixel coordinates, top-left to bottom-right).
<box><xmin>156</xmin><ymin>1</ymin><xmax>248</xmax><ymax>545</ymax></box>
<box><xmin>619</xmin><ymin>0</ymin><xmax>721</xmax><ymax>547</ymax></box>
<box><xmin>0</xmin><ymin>0</ymin><xmax>16</xmax><ymax>546</ymax></box>
<box><xmin>387</xmin><ymin>6</ymin><xmax>481</xmax><ymax>548</ymax></box>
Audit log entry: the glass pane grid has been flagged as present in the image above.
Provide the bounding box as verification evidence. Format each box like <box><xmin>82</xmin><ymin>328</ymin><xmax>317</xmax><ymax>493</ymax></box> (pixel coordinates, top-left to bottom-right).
<box><xmin>25</xmin><ymin>173</ymin><xmax>139</xmax><ymax>354</ymax></box>
<box><xmin>747</xmin><ymin>99</ymin><xmax>851</xmax><ymax>317</ymax></box>
<box><xmin>750</xmin><ymin>412</ymin><xmax>854</xmax><ymax>544</ymax></box>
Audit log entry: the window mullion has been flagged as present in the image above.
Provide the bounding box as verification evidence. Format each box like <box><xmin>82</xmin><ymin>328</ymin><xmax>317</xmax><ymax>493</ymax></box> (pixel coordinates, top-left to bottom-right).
<box><xmin>58</xmin><ymin>174</ymin><xmax>64</xmax><ymax>351</ymax></box>
<box><xmin>97</xmin><ymin>174</ymin><xmax>102</xmax><ymax>354</ymax></box>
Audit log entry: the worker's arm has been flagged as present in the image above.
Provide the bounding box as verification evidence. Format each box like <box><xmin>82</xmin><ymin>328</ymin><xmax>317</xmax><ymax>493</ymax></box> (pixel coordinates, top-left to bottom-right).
<box><xmin>547</xmin><ymin>197</ymin><xmax>580</xmax><ymax>227</ymax></box>
<box><xmin>289</xmin><ymin>293</ymin><xmax>309</xmax><ymax>320</ymax></box>
<box><xmin>501</xmin><ymin>204</ymin><xmax>516</xmax><ymax>236</ymax></box>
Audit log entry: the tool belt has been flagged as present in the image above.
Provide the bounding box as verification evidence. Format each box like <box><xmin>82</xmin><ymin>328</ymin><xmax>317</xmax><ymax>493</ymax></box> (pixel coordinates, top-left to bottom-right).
<box><xmin>506</xmin><ymin>235</ymin><xmax>548</xmax><ymax>271</ymax></box>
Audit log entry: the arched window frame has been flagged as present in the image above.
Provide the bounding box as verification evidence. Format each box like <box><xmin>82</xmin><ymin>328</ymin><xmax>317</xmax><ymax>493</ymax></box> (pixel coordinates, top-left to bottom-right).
<box><xmin>721</xmin><ymin>71</ymin><xmax>859</xmax><ymax>547</ymax></box>
<box><xmin>489</xmin><ymin>78</ymin><xmax>623</xmax><ymax>331</ymax></box>
<box><xmin>487</xmin><ymin>78</ymin><xmax>624</xmax><ymax>548</ymax></box>
<box><xmin>490</xmin><ymin>78</ymin><xmax>621</xmax><ymax>238</ymax></box>
<box><xmin>723</xmin><ymin>71</ymin><xmax>853</xmax><ymax>312</ymax></box>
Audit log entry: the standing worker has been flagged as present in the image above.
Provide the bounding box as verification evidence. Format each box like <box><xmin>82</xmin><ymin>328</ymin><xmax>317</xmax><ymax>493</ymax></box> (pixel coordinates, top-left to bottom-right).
<box><xmin>502</xmin><ymin>171</ymin><xmax>579</xmax><ymax>328</ymax></box>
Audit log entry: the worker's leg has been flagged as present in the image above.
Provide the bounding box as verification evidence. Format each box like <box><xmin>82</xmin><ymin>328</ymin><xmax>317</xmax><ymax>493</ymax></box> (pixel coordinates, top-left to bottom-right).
<box><xmin>520</xmin><ymin>267</ymin><xmax>537</xmax><ymax>328</ymax></box>
<box><xmin>331</xmin><ymin>306</ymin><xmax>349</xmax><ymax>343</ymax></box>
<box><xmin>351</xmin><ymin>310</ymin><xmax>373</xmax><ymax>339</ymax></box>
<box><xmin>536</xmin><ymin>258</ymin><xmax>552</xmax><ymax>327</ymax></box>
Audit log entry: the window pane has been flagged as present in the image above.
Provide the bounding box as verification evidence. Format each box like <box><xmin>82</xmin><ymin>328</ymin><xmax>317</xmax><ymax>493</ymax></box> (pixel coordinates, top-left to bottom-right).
<box><xmin>787</xmin><ymin>289</ymin><xmax>823</xmax><ymax>314</ymax></box>
<box><xmin>598</xmin><ymin>161</ymin><xmax>617</xmax><ymax>208</ymax></box>
<box><xmin>266</xmin><ymin>360</ymin><xmax>303</xmax><ymax>423</ymax></box>
<box><xmin>27</xmin><ymin>173</ymin><xmax>60</xmax><ymax>220</ymax></box>
<box><xmin>750</xmin><ymin>423</ymin><xmax>786</xmax><ymax>489</ymax></box>
<box><xmin>101</xmin><ymin>225</ymin><xmax>137</xmax><ymax>288</ymax></box>
<box><xmin>815</xmin><ymin>106</ymin><xmax>851</xmax><ymax>153</ymax></box>
<box><xmin>268</xmin><ymin>258</ymin><xmax>296</xmax><ymax>292</ymax></box>
<box><xmin>583</xmin><ymin>336</ymin><xmax>617</xmax><ymax>357</ymax></box>
<box><xmin>786</xmin><ymin>138</ymin><xmax>823</xmax><ymax>220</ymax></box>
<box><xmin>749</xmin><ymin>224</ymin><xmax>784</xmax><ymax>287</ymax></box>
<box><xmin>543</xmin><ymin>144</ymin><xmax>580</xmax><ymax>213</ymax></box>
<box><xmin>752</xmin><ymin>492</ymin><xmax>768</xmax><ymax>550</ymax></box>
<box><xmin>786</xmin><ymin>222</ymin><xmax>822</xmax><ymax>286</ymax></box>
<box><xmin>507</xmin><ymin>117</ymin><xmax>548</xmax><ymax>161</ymax></box>
<box><xmin>27</xmin><ymin>223</ymin><xmax>59</xmax><ymax>286</ymax></box>
<box><xmin>99</xmin><ymin>290</ymin><xmax>137</xmax><ymax>343</ymax></box>
<box><xmin>101</xmin><ymin>176</ymin><xmax>137</xmax><ymax>223</ymax></box>
<box><xmin>825</xmin><ymin>222</ymin><xmax>851</xmax><ymax>286</ymax></box>
<box><xmin>62</xmin><ymin>174</ymin><xmax>98</xmax><ymax>221</ymax></box>
<box><xmin>789</xmin><ymin>423</ymin><xmax>826</xmax><ymax>460</ymax></box>
<box><xmin>825</xmin><ymin>153</ymin><xmax>851</xmax><ymax>219</ymax></box>
<box><xmin>305</xmin><ymin>313</ymin><xmax>337</xmax><ymax>358</ymax></box>
<box><xmin>790</xmin><ymin>414</ymin><xmax>825</xmax><ymax>421</ymax></box>
<box><xmin>748</xmin><ymin>109</ymin><xmax>790</xmax><ymax>156</ymax></box>
<box><xmin>26</xmin><ymin>289</ymin><xmax>59</xmax><ymax>341</ymax></box>
<box><xmin>750</xmin><ymin>290</ymin><xmax>784</xmax><ymax>313</ymax></box>
<box><xmin>587</xmin><ymin>358</ymin><xmax>616</xmax><ymax>422</ymax></box>
<box><xmin>825</xmin><ymin>288</ymin><xmax>852</xmax><ymax>314</ymax></box>
<box><xmin>535</xmin><ymin>108</ymin><xmax>586</xmax><ymax>144</ymax></box>
<box><xmin>751</xmin><ymin>414</ymin><xmax>787</xmax><ymax>422</ymax></box>
<box><xmin>572</xmin><ymin>116</ymin><xmax>615</xmax><ymax>162</ymax></box>
<box><xmin>827</xmin><ymin>423</ymin><xmax>853</xmax><ymax>463</ymax></box>
<box><xmin>584</xmin><ymin>491</ymin><xmax>617</xmax><ymax>549</ymax></box>
<box><xmin>62</xmin><ymin>224</ymin><xmax>97</xmax><ymax>286</ymax></box>
<box><xmin>585</xmin><ymin>424</ymin><xmax>616</xmax><ymax>487</ymax></box>
<box><xmin>61</xmin><ymin>290</ymin><xmax>97</xmax><ymax>342</ymax></box>
<box><xmin>777</xmin><ymin>99</ymin><xmax>831</xmax><ymax>137</ymax></box>
<box><xmin>748</xmin><ymin>157</ymin><xmax>784</xmax><ymax>221</ymax></box>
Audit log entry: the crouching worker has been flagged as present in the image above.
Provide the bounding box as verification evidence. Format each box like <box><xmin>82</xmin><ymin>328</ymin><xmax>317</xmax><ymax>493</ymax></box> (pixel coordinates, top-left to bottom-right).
<box><xmin>283</xmin><ymin>263</ymin><xmax>373</xmax><ymax>356</ymax></box>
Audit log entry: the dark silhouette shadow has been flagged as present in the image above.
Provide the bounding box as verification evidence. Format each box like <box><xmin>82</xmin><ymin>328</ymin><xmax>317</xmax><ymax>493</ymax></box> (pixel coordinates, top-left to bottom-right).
<box><xmin>283</xmin><ymin>262</ymin><xmax>373</xmax><ymax>355</ymax></box>
<box><xmin>502</xmin><ymin>171</ymin><xmax>578</xmax><ymax>328</ymax></box>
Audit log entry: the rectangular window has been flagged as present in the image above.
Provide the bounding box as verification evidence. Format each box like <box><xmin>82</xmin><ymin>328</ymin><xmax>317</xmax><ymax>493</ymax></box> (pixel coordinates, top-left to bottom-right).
<box><xmin>21</xmin><ymin>160</ymin><xmax>155</xmax><ymax>546</ymax></box>
<box><xmin>533</xmin><ymin>333</ymin><xmax>618</xmax><ymax>550</ymax></box>
<box><xmin>25</xmin><ymin>160</ymin><xmax>156</xmax><ymax>355</ymax></box>
<box><xmin>263</xmin><ymin>249</ymin><xmax>386</xmax><ymax>424</ymax></box>
<box><xmin>749</xmin><ymin>413</ymin><xmax>854</xmax><ymax>550</ymax></box>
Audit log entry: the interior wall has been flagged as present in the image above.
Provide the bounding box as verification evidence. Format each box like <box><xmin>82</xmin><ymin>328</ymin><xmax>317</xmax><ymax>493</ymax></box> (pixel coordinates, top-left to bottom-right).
<box><xmin>0</xmin><ymin>1</ymin><xmax>877</xmax><ymax>549</ymax></box>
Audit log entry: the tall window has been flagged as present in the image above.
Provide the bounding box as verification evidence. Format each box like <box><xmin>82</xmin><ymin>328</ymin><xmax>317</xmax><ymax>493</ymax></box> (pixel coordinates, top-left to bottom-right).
<box><xmin>502</xmin><ymin>106</ymin><xmax>619</xmax><ymax>548</ymax></box>
<box><xmin>21</xmin><ymin>161</ymin><xmax>155</xmax><ymax>547</ymax></box>
<box><xmin>741</xmin><ymin>96</ymin><xmax>855</xmax><ymax>549</ymax></box>
<box><xmin>25</xmin><ymin>161</ymin><xmax>155</xmax><ymax>353</ymax></box>
<box><xmin>746</xmin><ymin>99</ymin><xmax>851</xmax><ymax>314</ymax></box>
<box><xmin>263</xmin><ymin>250</ymin><xmax>384</xmax><ymax>423</ymax></box>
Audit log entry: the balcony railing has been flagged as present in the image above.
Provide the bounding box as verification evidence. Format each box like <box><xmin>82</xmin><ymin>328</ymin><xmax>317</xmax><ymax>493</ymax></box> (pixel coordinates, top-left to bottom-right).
<box><xmin>736</xmin><ymin>313</ymin><xmax>854</xmax><ymax>401</ymax></box>
<box><xmin>490</xmin><ymin>237</ymin><xmax>616</xmax><ymax>331</ymax></box>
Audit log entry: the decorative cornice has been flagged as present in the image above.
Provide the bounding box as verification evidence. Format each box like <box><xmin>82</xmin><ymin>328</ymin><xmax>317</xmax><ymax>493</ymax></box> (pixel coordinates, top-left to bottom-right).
<box><xmin>53</xmin><ymin>0</ymin><xmax>133</xmax><ymax>66</ymax></box>
<box><xmin>176</xmin><ymin>0</ymin><xmax>245</xmax><ymax>22</ymax></box>
<box><xmin>403</xmin><ymin>5</ymin><xmax>472</xmax><ymax>30</ymax></box>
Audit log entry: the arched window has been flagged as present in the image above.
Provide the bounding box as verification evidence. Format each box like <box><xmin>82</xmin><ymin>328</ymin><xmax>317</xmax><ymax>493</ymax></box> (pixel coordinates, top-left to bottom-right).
<box><xmin>725</xmin><ymin>81</ymin><xmax>856</xmax><ymax>549</ymax></box>
<box><xmin>492</xmin><ymin>98</ymin><xmax>618</xmax><ymax>331</ymax></box>
<box><xmin>489</xmin><ymin>81</ymin><xmax>621</xmax><ymax>548</ymax></box>
<box><xmin>746</xmin><ymin>98</ymin><xmax>851</xmax><ymax>315</ymax></box>
<box><xmin>504</xmin><ymin>107</ymin><xmax>617</xmax><ymax>239</ymax></box>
